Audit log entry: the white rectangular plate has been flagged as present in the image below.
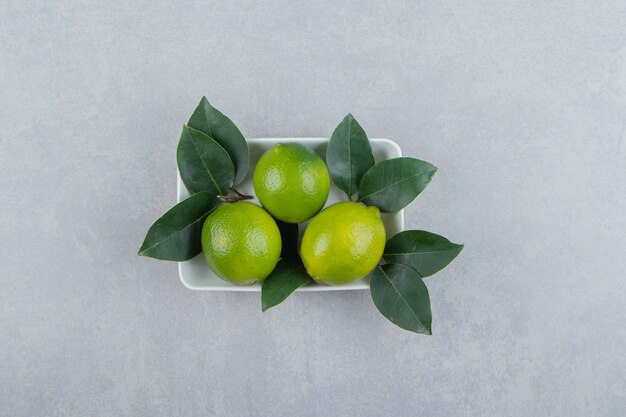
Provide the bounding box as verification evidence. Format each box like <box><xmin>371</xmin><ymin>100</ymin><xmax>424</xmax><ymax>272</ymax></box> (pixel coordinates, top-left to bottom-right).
<box><xmin>178</xmin><ymin>138</ymin><xmax>404</xmax><ymax>291</ymax></box>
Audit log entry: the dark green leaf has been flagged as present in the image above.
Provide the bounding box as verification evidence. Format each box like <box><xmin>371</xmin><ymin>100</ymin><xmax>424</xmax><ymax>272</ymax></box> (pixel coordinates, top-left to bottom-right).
<box><xmin>176</xmin><ymin>125</ymin><xmax>235</xmax><ymax>195</ymax></box>
<box><xmin>188</xmin><ymin>97</ymin><xmax>250</xmax><ymax>185</ymax></box>
<box><xmin>384</xmin><ymin>230</ymin><xmax>463</xmax><ymax>277</ymax></box>
<box><xmin>275</xmin><ymin>220</ymin><xmax>299</xmax><ymax>259</ymax></box>
<box><xmin>261</xmin><ymin>258</ymin><xmax>311</xmax><ymax>311</ymax></box>
<box><xmin>138</xmin><ymin>192</ymin><xmax>221</xmax><ymax>261</ymax></box>
<box><xmin>370</xmin><ymin>264</ymin><xmax>432</xmax><ymax>334</ymax></box>
<box><xmin>359</xmin><ymin>157</ymin><xmax>437</xmax><ymax>212</ymax></box>
<box><xmin>326</xmin><ymin>114</ymin><xmax>375</xmax><ymax>199</ymax></box>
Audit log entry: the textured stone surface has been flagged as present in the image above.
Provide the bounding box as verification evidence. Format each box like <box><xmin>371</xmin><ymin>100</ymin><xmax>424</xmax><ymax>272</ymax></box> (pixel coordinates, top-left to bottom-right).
<box><xmin>1</xmin><ymin>1</ymin><xmax>625</xmax><ymax>416</ymax></box>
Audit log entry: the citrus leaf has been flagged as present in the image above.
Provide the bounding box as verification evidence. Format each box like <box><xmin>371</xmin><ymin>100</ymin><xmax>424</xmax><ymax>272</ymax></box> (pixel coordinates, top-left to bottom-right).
<box><xmin>138</xmin><ymin>192</ymin><xmax>221</xmax><ymax>261</ymax></box>
<box><xmin>370</xmin><ymin>264</ymin><xmax>432</xmax><ymax>334</ymax></box>
<box><xmin>358</xmin><ymin>157</ymin><xmax>437</xmax><ymax>212</ymax></box>
<box><xmin>275</xmin><ymin>220</ymin><xmax>299</xmax><ymax>259</ymax></box>
<box><xmin>188</xmin><ymin>97</ymin><xmax>250</xmax><ymax>185</ymax></box>
<box><xmin>384</xmin><ymin>230</ymin><xmax>463</xmax><ymax>277</ymax></box>
<box><xmin>176</xmin><ymin>125</ymin><xmax>235</xmax><ymax>195</ymax></box>
<box><xmin>261</xmin><ymin>258</ymin><xmax>311</xmax><ymax>312</ymax></box>
<box><xmin>326</xmin><ymin>114</ymin><xmax>375</xmax><ymax>199</ymax></box>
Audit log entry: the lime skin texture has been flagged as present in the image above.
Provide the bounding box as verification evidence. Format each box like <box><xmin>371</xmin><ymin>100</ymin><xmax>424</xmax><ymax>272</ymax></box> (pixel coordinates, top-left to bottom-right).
<box><xmin>253</xmin><ymin>143</ymin><xmax>330</xmax><ymax>223</ymax></box>
<box><xmin>201</xmin><ymin>202</ymin><xmax>281</xmax><ymax>285</ymax></box>
<box><xmin>301</xmin><ymin>202</ymin><xmax>386</xmax><ymax>285</ymax></box>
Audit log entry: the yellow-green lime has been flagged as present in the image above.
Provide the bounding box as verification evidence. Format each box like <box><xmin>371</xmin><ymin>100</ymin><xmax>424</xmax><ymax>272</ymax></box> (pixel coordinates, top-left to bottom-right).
<box><xmin>253</xmin><ymin>143</ymin><xmax>330</xmax><ymax>223</ymax></box>
<box><xmin>301</xmin><ymin>202</ymin><xmax>386</xmax><ymax>285</ymax></box>
<box><xmin>201</xmin><ymin>202</ymin><xmax>281</xmax><ymax>285</ymax></box>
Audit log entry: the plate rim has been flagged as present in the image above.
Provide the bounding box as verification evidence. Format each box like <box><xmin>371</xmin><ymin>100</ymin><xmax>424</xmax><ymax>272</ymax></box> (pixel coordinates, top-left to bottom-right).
<box><xmin>177</xmin><ymin>137</ymin><xmax>404</xmax><ymax>291</ymax></box>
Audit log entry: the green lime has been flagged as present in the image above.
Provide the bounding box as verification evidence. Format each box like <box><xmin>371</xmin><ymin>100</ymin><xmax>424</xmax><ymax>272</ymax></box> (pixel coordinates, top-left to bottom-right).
<box><xmin>201</xmin><ymin>202</ymin><xmax>281</xmax><ymax>285</ymax></box>
<box><xmin>300</xmin><ymin>202</ymin><xmax>386</xmax><ymax>285</ymax></box>
<box><xmin>253</xmin><ymin>143</ymin><xmax>330</xmax><ymax>223</ymax></box>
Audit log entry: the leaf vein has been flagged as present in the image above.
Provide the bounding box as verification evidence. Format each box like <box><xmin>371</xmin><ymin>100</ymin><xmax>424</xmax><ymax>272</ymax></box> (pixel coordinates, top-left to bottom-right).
<box><xmin>384</xmin><ymin>248</ymin><xmax>461</xmax><ymax>256</ymax></box>
<box><xmin>140</xmin><ymin>211</ymin><xmax>211</xmax><ymax>255</ymax></box>
<box><xmin>359</xmin><ymin>170</ymin><xmax>434</xmax><ymax>201</ymax></box>
<box><xmin>379</xmin><ymin>267</ymin><xmax>421</xmax><ymax>326</ymax></box>
<box><xmin>347</xmin><ymin>117</ymin><xmax>353</xmax><ymax>198</ymax></box>
<box><xmin>188</xmin><ymin>128</ymin><xmax>223</xmax><ymax>194</ymax></box>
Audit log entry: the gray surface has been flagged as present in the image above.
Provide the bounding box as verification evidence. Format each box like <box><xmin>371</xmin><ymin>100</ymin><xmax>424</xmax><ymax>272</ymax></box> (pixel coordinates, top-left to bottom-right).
<box><xmin>1</xmin><ymin>0</ymin><xmax>625</xmax><ymax>416</ymax></box>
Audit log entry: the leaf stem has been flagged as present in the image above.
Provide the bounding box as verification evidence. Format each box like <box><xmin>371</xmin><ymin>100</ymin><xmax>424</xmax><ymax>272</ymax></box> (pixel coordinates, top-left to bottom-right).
<box><xmin>218</xmin><ymin>188</ymin><xmax>254</xmax><ymax>202</ymax></box>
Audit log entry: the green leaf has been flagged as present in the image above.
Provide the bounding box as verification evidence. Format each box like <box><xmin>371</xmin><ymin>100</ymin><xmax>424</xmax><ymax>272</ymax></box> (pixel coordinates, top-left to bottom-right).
<box><xmin>176</xmin><ymin>125</ymin><xmax>235</xmax><ymax>195</ymax></box>
<box><xmin>384</xmin><ymin>230</ymin><xmax>463</xmax><ymax>277</ymax></box>
<box><xmin>261</xmin><ymin>258</ymin><xmax>311</xmax><ymax>311</ymax></box>
<box><xmin>188</xmin><ymin>97</ymin><xmax>250</xmax><ymax>185</ymax></box>
<box><xmin>275</xmin><ymin>220</ymin><xmax>299</xmax><ymax>259</ymax></box>
<box><xmin>138</xmin><ymin>192</ymin><xmax>221</xmax><ymax>261</ymax></box>
<box><xmin>358</xmin><ymin>157</ymin><xmax>437</xmax><ymax>212</ymax></box>
<box><xmin>326</xmin><ymin>114</ymin><xmax>375</xmax><ymax>199</ymax></box>
<box><xmin>370</xmin><ymin>264</ymin><xmax>432</xmax><ymax>334</ymax></box>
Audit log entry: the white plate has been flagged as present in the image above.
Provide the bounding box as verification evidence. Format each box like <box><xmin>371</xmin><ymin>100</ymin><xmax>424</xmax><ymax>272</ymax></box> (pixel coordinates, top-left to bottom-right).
<box><xmin>178</xmin><ymin>138</ymin><xmax>404</xmax><ymax>291</ymax></box>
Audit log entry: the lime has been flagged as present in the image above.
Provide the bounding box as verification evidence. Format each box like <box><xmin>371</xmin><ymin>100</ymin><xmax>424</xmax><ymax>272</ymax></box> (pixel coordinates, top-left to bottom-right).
<box><xmin>253</xmin><ymin>143</ymin><xmax>330</xmax><ymax>223</ymax></box>
<box><xmin>300</xmin><ymin>202</ymin><xmax>386</xmax><ymax>285</ymax></box>
<box><xmin>201</xmin><ymin>202</ymin><xmax>281</xmax><ymax>284</ymax></box>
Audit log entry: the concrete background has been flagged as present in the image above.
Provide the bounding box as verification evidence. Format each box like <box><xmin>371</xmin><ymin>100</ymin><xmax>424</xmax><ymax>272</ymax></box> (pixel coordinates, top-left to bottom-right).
<box><xmin>1</xmin><ymin>0</ymin><xmax>625</xmax><ymax>416</ymax></box>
